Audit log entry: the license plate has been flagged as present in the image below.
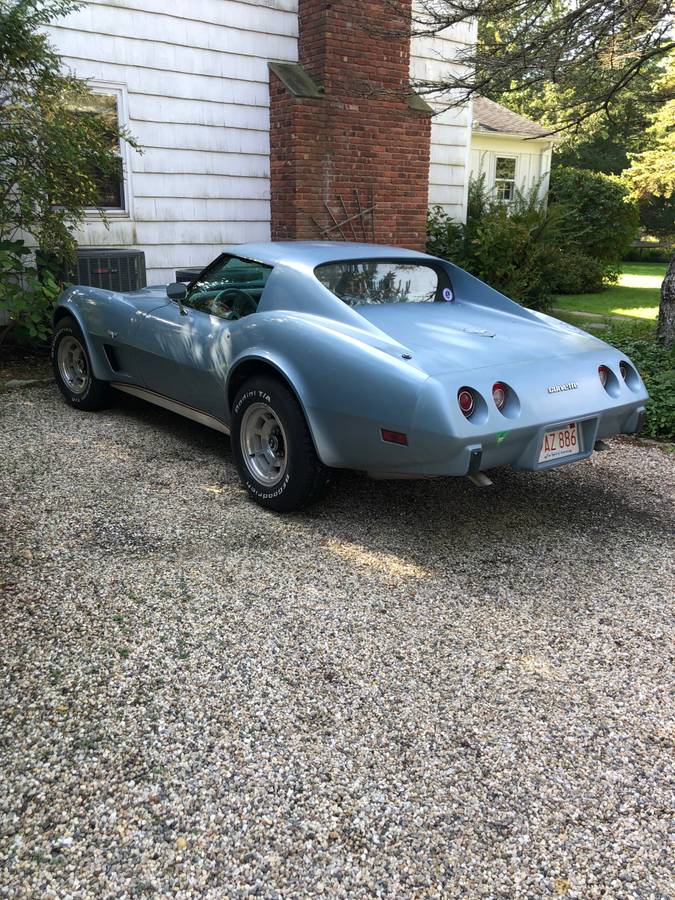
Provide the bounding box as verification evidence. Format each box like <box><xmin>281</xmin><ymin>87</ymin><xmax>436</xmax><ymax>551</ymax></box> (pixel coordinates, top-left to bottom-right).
<box><xmin>538</xmin><ymin>422</ymin><xmax>580</xmax><ymax>463</ymax></box>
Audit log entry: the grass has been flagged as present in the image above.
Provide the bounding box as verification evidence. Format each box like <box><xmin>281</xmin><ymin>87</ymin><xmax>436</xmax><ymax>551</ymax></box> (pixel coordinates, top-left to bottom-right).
<box><xmin>553</xmin><ymin>261</ymin><xmax>665</xmax><ymax>324</ymax></box>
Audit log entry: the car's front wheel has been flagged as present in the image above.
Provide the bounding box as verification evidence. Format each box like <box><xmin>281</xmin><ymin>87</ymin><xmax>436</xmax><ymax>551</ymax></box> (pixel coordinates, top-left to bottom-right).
<box><xmin>52</xmin><ymin>316</ymin><xmax>110</xmax><ymax>410</ymax></box>
<box><xmin>231</xmin><ymin>376</ymin><xmax>329</xmax><ymax>511</ymax></box>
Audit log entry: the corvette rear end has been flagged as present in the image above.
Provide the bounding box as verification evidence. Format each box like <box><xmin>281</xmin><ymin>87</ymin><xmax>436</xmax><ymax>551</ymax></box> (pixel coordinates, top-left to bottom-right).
<box><xmin>300</xmin><ymin>256</ymin><xmax>648</xmax><ymax>481</ymax></box>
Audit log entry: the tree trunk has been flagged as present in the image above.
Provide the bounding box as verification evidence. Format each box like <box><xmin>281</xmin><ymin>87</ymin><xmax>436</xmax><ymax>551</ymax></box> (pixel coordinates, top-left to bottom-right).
<box><xmin>657</xmin><ymin>252</ymin><xmax>675</xmax><ymax>347</ymax></box>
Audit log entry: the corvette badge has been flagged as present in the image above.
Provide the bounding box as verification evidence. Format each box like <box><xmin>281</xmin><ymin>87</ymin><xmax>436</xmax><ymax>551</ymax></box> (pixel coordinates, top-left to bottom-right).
<box><xmin>547</xmin><ymin>382</ymin><xmax>578</xmax><ymax>394</ymax></box>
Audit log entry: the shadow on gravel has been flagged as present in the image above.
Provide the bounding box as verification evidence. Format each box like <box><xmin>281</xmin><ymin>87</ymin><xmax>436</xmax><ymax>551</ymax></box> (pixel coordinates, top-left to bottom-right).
<box><xmin>106</xmin><ymin>390</ymin><xmax>668</xmax><ymax>571</ymax></box>
<box><xmin>110</xmin><ymin>391</ymin><xmax>227</xmax><ymax>456</ymax></box>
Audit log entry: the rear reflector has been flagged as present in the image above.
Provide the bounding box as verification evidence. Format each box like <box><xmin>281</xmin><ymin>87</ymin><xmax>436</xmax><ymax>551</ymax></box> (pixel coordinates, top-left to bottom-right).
<box><xmin>381</xmin><ymin>429</ymin><xmax>408</xmax><ymax>445</ymax></box>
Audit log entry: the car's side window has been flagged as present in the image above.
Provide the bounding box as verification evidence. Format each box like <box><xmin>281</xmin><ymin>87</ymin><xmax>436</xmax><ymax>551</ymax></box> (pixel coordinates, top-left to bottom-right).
<box><xmin>186</xmin><ymin>255</ymin><xmax>272</xmax><ymax>320</ymax></box>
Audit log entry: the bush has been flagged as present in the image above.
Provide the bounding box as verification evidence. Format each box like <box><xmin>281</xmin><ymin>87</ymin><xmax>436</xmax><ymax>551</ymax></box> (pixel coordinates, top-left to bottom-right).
<box><xmin>548</xmin><ymin>251</ymin><xmax>610</xmax><ymax>294</ymax></box>
<box><xmin>0</xmin><ymin>240</ymin><xmax>60</xmax><ymax>347</ymax></box>
<box><xmin>549</xmin><ymin>166</ymin><xmax>639</xmax><ymax>288</ymax></box>
<box><xmin>428</xmin><ymin>178</ymin><xmax>562</xmax><ymax>309</ymax></box>
<box><xmin>428</xmin><ymin>169</ymin><xmax>641</xmax><ymax>304</ymax></box>
<box><xmin>623</xmin><ymin>244</ymin><xmax>673</xmax><ymax>263</ymax></box>
<box><xmin>603</xmin><ymin>321</ymin><xmax>675</xmax><ymax>441</ymax></box>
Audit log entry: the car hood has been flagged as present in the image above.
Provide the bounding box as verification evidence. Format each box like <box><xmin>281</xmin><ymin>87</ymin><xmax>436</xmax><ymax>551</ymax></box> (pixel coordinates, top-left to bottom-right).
<box><xmin>354</xmin><ymin>302</ymin><xmax>602</xmax><ymax>375</ymax></box>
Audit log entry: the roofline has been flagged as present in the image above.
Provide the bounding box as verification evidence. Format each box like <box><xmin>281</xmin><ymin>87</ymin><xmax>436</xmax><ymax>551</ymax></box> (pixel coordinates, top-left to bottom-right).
<box><xmin>220</xmin><ymin>241</ymin><xmax>437</xmax><ymax>268</ymax></box>
<box><xmin>472</xmin><ymin>126</ymin><xmax>562</xmax><ymax>142</ymax></box>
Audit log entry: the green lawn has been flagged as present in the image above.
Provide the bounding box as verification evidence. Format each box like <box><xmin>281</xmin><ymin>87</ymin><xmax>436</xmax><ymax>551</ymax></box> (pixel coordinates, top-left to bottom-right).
<box><xmin>553</xmin><ymin>262</ymin><xmax>665</xmax><ymax>323</ymax></box>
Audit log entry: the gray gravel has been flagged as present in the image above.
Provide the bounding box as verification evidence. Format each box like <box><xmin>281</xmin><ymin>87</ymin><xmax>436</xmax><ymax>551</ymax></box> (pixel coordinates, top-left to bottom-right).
<box><xmin>1</xmin><ymin>383</ymin><xmax>674</xmax><ymax>899</ymax></box>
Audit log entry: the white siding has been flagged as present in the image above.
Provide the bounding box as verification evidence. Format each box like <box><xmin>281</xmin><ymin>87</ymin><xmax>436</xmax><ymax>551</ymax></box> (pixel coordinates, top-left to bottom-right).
<box><xmin>46</xmin><ymin>0</ymin><xmax>477</xmax><ymax>280</ymax></box>
<box><xmin>410</xmin><ymin>19</ymin><xmax>476</xmax><ymax>222</ymax></box>
<box><xmin>470</xmin><ymin>133</ymin><xmax>555</xmax><ymax>202</ymax></box>
<box><xmin>46</xmin><ymin>0</ymin><xmax>298</xmax><ymax>283</ymax></box>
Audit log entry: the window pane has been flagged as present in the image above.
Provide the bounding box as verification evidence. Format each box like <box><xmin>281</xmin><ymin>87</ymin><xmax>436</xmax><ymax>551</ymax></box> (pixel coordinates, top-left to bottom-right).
<box><xmin>495</xmin><ymin>180</ymin><xmax>515</xmax><ymax>201</ymax></box>
<box><xmin>188</xmin><ymin>256</ymin><xmax>272</xmax><ymax>319</ymax></box>
<box><xmin>495</xmin><ymin>157</ymin><xmax>516</xmax><ymax>179</ymax></box>
<box><xmin>69</xmin><ymin>93</ymin><xmax>124</xmax><ymax>209</ymax></box>
<box><xmin>315</xmin><ymin>261</ymin><xmax>439</xmax><ymax>306</ymax></box>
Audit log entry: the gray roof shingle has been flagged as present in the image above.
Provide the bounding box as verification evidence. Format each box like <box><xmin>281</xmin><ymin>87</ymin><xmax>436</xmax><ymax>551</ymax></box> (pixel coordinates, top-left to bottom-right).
<box><xmin>473</xmin><ymin>96</ymin><xmax>552</xmax><ymax>138</ymax></box>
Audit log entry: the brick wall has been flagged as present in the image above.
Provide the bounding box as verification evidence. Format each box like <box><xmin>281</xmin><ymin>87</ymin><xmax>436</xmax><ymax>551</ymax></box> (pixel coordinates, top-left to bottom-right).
<box><xmin>269</xmin><ymin>0</ymin><xmax>431</xmax><ymax>249</ymax></box>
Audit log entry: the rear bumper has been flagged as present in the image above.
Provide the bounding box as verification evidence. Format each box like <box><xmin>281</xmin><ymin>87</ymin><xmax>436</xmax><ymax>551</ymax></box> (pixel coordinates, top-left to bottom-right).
<box><xmin>311</xmin><ymin>400</ymin><xmax>647</xmax><ymax>478</ymax></box>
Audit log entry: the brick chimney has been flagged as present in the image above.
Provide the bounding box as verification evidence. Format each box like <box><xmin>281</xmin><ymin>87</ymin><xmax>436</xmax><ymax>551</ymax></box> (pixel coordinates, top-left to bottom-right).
<box><xmin>269</xmin><ymin>0</ymin><xmax>432</xmax><ymax>249</ymax></box>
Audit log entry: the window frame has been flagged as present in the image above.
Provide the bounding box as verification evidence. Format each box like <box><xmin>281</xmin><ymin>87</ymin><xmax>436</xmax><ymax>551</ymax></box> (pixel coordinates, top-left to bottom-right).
<box><xmin>313</xmin><ymin>258</ymin><xmax>453</xmax><ymax>307</ymax></box>
<box><xmin>82</xmin><ymin>81</ymin><xmax>133</xmax><ymax>219</ymax></box>
<box><xmin>493</xmin><ymin>154</ymin><xmax>518</xmax><ymax>203</ymax></box>
<box><xmin>183</xmin><ymin>253</ymin><xmax>273</xmax><ymax>320</ymax></box>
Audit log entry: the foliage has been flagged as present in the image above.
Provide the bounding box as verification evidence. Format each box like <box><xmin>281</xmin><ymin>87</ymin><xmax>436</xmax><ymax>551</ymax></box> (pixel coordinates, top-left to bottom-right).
<box><xmin>408</xmin><ymin>1</ymin><xmax>673</xmax><ymax>131</ymax></box>
<box><xmin>603</xmin><ymin>320</ymin><xmax>675</xmax><ymax>440</ymax></box>
<box><xmin>549</xmin><ymin>252</ymin><xmax>610</xmax><ymax>296</ymax></box>
<box><xmin>428</xmin><ymin>172</ymin><xmax>639</xmax><ymax>305</ymax></box>
<box><xmin>0</xmin><ymin>240</ymin><xmax>60</xmax><ymax>346</ymax></box>
<box><xmin>623</xmin><ymin>242</ymin><xmax>672</xmax><ymax>263</ymax></box>
<box><xmin>428</xmin><ymin>177</ymin><xmax>564</xmax><ymax>309</ymax></box>
<box><xmin>634</xmin><ymin>197</ymin><xmax>675</xmax><ymax>242</ymax></box>
<box><xmin>487</xmin><ymin>58</ymin><xmax>667</xmax><ymax>175</ymax></box>
<box><xmin>620</xmin><ymin>57</ymin><xmax>675</xmax><ymax>241</ymax></box>
<box><xmin>548</xmin><ymin>167</ymin><xmax>639</xmax><ymax>285</ymax></box>
<box><xmin>623</xmin><ymin>59</ymin><xmax>675</xmax><ymax>200</ymax></box>
<box><xmin>0</xmin><ymin>0</ymin><xmax>137</xmax><ymax>344</ymax></box>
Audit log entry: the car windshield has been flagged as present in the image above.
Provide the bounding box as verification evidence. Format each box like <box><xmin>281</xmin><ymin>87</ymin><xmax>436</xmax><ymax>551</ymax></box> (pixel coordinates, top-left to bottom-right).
<box><xmin>315</xmin><ymin>261</ymin><xmax>440</xmax><ymax>306</ymax></box>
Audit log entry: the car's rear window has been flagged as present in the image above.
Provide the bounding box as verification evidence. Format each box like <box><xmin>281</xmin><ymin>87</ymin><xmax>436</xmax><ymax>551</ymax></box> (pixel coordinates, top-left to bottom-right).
<box><xmin>315</xmin><ymin>261</ymin><xmax>441</xmax><ymax>306</ymax></box>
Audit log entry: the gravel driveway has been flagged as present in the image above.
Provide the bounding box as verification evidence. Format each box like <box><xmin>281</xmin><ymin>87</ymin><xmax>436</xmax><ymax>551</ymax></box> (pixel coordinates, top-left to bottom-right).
<box><xmin>1</xmin><ymin>383</ymin><xmax>673</xmax><ymax>899</ymax></box>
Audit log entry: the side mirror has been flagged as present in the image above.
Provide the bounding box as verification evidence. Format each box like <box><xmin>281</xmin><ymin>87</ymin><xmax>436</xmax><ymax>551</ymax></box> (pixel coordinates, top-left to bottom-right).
<box><xmin>166</xmin><ymin>282</ymin><xmax>188</xmax><ymax>315</ymax></box>
<box><xmin>167</xmin><ymin>282</ymin><xmax>187</xmax><ymax>302</ymax></box>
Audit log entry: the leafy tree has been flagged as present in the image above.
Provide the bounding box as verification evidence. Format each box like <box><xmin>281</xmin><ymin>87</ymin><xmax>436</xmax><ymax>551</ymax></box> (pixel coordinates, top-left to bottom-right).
<box><xmin>622</xmin><ymin>64</ymin><xmax>675</xmax><ymax>209</ymax></box>
<box><xmin>408</xmin><ymin>0</ymin><xmax>673</xmax><ymax>132</ymax></box>
<box><xmin>492</xmin><ymin>63</ymin><xmax>666</xmax><ymax>176</ymax></box>
<box><xmin>621</xmin><ymin>60</ymin><xmax>674</xmax><ymax>346</ymax></box>
<box><xmin>0</xmin><ymin>0</ymin><xmax>137</xmax><ymax>345</ymax></box>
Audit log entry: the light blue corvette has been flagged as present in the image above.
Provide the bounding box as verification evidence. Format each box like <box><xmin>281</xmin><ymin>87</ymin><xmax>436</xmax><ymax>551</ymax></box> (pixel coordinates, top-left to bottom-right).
<box><xmin>52</xmin><ymin>241</ymin><xmax>648</xmax><ymax>510</ymax></box>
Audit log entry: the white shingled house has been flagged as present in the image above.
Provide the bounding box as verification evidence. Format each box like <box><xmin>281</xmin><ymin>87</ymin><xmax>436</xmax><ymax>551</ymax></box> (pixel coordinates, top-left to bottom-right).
<box><xmin>44</xmin><ymin>1</ymin><xmax>552</xmax><ymax>288</ymax></box>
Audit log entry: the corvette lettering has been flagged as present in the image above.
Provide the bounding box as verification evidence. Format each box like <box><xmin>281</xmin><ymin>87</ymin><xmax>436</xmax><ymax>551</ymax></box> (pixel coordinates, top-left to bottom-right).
<box><xmin>547</xmin><ymin>382</ymin><xmax>579</xmax><ymax>394</ymax></box>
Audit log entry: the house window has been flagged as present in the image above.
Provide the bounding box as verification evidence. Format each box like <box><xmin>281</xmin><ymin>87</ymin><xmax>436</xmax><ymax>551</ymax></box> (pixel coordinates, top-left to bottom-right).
<box><xmin>495</xmin><ymin>156</ymin><xmax>517</xmax><ymax>202</ymax></box>
<box><xmin>70</xmin><ymin>88</ymin><xmax>128</xmax><ymax>212</ymax></box>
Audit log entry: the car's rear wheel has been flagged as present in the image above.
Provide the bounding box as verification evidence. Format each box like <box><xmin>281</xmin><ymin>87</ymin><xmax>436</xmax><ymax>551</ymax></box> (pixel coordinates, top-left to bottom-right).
<box><xmin>231</xmin><ymin>376</ymin><xmax>330</xmax><ymax>511</ymax></box>
<box><xmin>52</xmin><ymin>316</ymin><xmax>110</xmax><ymax>410</ymax></box>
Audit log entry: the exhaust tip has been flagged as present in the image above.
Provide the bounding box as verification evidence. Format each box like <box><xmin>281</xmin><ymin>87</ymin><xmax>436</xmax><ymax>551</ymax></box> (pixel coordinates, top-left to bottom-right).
<box><xmin>468</xmin><ymin>472</ymin><xmax>494</xmax><ymax>487</ymax></box>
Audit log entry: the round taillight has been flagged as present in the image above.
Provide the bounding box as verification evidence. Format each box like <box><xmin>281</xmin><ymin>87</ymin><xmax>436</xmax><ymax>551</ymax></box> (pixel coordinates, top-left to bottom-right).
<box><xmin>619</xmin><ymin>361</ymin><xmax>629</xmax><ymax>381</ymax></box>
<box><xmin>598</xmin><ymin>365</ymin><xmax>610</xmax><ymax>388</ymax></box>
<box><xmin>492</xmin><ymin>381</ymin><xmax>507</xmax><ymax>410</ymax></box>
<box><xmin>458</xmin><ymin>388</ymin><xmax>474</xmax><ymax>417</ymax></box>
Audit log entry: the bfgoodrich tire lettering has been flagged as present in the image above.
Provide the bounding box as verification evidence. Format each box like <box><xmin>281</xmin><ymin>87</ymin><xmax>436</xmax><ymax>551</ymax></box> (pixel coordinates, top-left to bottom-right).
<box><xmin>231</xmin><ymin>376</ymin><xmax>330</xmax><ymax>512</ymax></box>
<box><xmin>52</xmin><ymin>316</ymin><xmax>110</xmax><ymax>411</ymax></box>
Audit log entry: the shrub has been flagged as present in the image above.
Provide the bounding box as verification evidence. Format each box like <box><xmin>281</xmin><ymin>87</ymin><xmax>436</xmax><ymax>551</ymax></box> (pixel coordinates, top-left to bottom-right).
<box><xmin>623</xmin><ymin>244</ymin><xmax>673</xmax><ymax>264</ymax></box>
<box><xmin>428</xmin><ymin>169</ymin><xmax>641</xmax><ymax>304</ymax></box>
<box><xmin>603</xmin><ymin>321</ymin><xmax>675</xmax><ymax>441</ymax></box>
<box><xmin>549</xmin><ymin>166</ymin><xmax>639</xmax><ymax>283</ymax></box>
<box><xmin>550</xmin><ymin>252</ymin><xmax>616</xmax><ymax>294</ymax></box>
<box><xmin>0</xmin><ymin>240</ymin><xmax>60</xmax><ymax>347</ymax></box>
<box><xmin>428</xmin><ymin>178</ymin><xmax>562</xmax><ymax>310</ymax></box>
